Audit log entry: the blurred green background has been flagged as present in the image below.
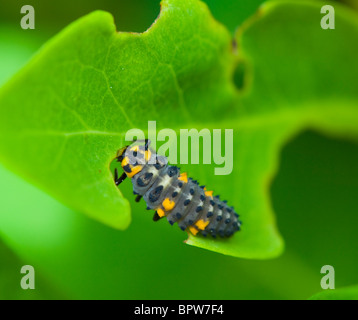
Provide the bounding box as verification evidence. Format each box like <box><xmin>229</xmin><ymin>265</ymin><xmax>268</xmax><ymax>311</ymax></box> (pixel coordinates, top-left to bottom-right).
<box><xmin>1</xmin><ymin>0</ymin><xmax>358</xmax><ymax>299</ymax></box>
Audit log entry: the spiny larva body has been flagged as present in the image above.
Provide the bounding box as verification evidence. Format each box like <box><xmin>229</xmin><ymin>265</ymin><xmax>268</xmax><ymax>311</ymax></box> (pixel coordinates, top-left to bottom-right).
<box><xmin>114</xmin><ymin>140</ymin><xmax>241</xmax><ymax>238</ymax></box>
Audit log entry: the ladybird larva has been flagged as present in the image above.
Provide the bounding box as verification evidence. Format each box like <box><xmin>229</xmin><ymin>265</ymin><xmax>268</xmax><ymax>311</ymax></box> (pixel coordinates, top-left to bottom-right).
<box><xmin>114</xmin><ymin>140</ymin><xmax>241</xmax><ymax>238</ymax></box>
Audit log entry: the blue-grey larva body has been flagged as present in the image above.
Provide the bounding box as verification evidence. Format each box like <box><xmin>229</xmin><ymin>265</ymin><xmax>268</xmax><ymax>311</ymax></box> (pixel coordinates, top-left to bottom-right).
<box><xmin>115</xmin><ymin>143</ymin><xmax>241</xmax><ymax>238</ymax></box>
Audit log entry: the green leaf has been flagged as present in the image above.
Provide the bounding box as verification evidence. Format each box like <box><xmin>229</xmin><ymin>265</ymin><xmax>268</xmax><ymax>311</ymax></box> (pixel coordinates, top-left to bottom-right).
<box><xmin>0</xmin><ymin>0</ymin><xmax>236</xmax><ymax>231</ymax></box>
<box><xmin>310</xmin><ymin>285</ymin><xmax>358</xmax><ymax>300</ymax></box>
<box><xmin>0</xmin><ymin>0</ymin><xmax>358</xmax><ymax>259</ymax></box>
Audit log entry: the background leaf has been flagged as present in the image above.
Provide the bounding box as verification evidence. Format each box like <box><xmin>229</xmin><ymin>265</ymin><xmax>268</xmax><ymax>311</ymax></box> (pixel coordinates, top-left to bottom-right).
<box><xmin>0</xmin><ymin>233</ymin><xmax>66</xmax><ymax>299</ymax></box>
<box><xmin>187</xmin><ymin>0</ymin><xmax>358</xmax><ymax>257</ymax></box>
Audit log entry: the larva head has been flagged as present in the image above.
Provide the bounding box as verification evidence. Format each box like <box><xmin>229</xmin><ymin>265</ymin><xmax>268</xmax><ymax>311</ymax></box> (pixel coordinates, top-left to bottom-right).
<box><xmin>116</xmin><ymin>143</ymin><xmax>153</xmax><ymax>178</ymax></box>
<box><xmin>116</xmin><ymin>146</ymin><xmax>128</xmax><ymax>162</ymax></box>
<box><xmin>129</xmin><ymin>144</ymin><xmax>152</xmax><ymax>163</ymax></box>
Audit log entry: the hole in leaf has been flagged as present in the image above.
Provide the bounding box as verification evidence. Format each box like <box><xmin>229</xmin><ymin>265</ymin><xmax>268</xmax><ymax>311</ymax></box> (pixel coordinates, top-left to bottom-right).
<box><xmin>233</xmin><ymin>59</ymin><xmax>248</xmax><ymax>91</ymax></box>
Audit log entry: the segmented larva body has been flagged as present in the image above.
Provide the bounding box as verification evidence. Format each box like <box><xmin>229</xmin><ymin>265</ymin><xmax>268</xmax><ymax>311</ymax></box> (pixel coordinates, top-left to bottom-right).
<box><xmin>115</xmin><ymin>142</ymin><xmax>241</xmax><ymax>238</ymax></box>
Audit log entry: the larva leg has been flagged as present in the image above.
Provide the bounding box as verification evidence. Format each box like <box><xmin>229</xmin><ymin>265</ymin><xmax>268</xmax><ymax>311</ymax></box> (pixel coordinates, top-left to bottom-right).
<box><xmin>152</xmin><ymin>212</ymin><xmax>161</xmax><ymax>222</ymax></box>
<box><xmin>135</xmin><ymin>195</ymin><xmax>142</xmax><ymax>202</ymax></box>
<box><xmin>114</xmin><ymin>168</ymin><xmax>127</xmax><ymax>186</ymax></box>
